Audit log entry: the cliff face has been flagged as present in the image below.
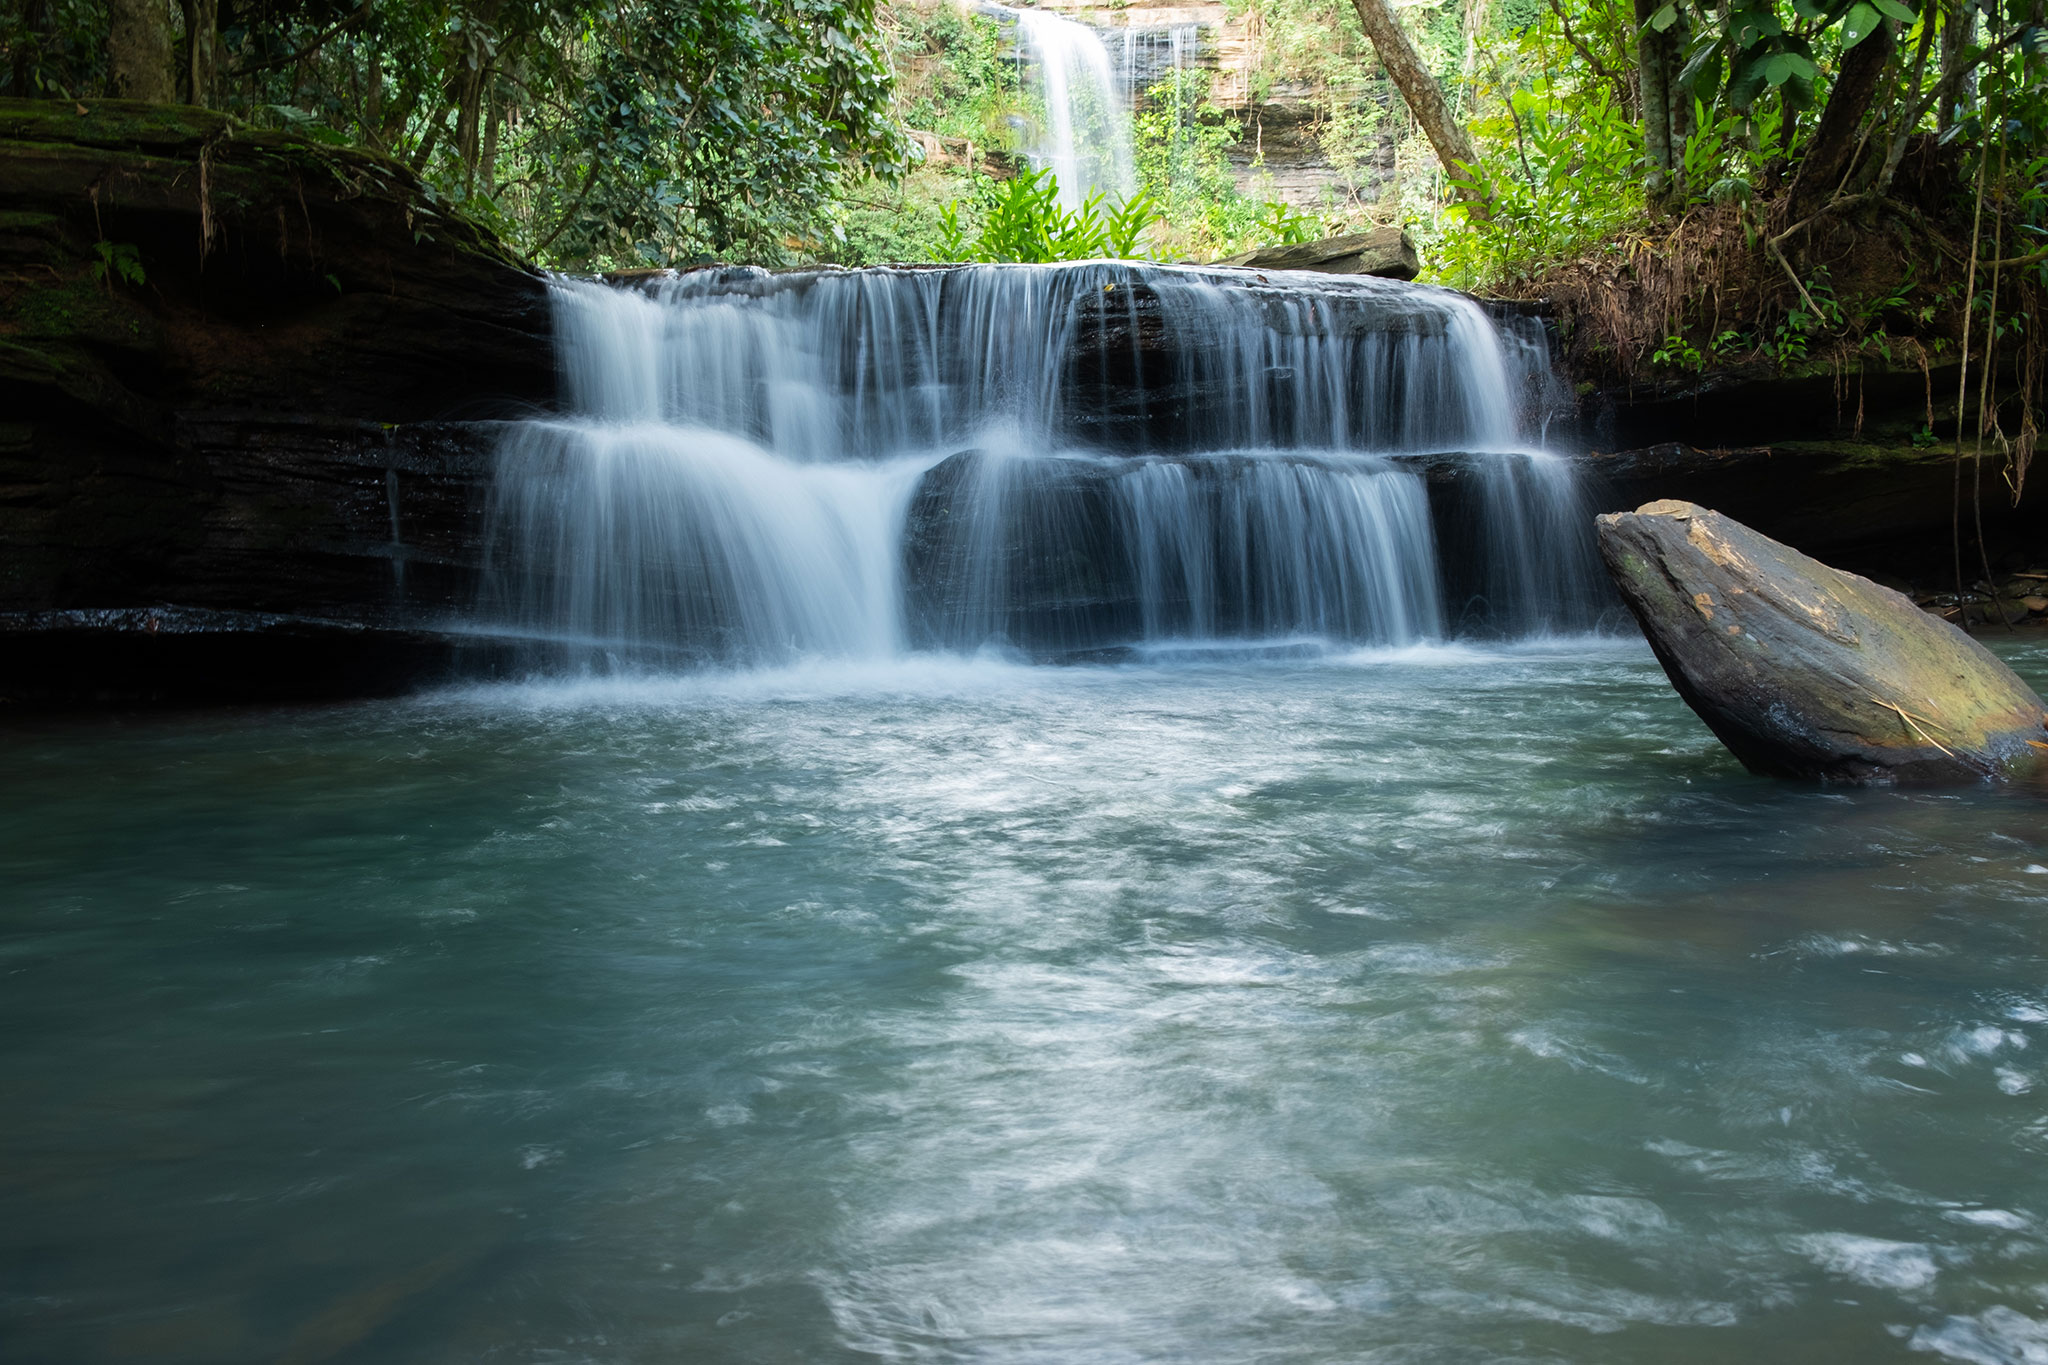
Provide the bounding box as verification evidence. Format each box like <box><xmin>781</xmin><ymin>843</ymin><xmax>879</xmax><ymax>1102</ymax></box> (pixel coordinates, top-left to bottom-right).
<box><xmin>0</xmin><ymin>100</ymin><xmax>553</xmax><ymax>703</ymax></box>
<box><xmin>1578</xmin><ymin>359</ymin><xmax>2045</xmax><ymax>602</ymax></box>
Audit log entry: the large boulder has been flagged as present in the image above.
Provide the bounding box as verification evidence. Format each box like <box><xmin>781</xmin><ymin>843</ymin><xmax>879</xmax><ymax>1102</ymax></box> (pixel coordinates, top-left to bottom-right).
<box><xmin>1598</xmin><ymin>500</ymin><xmax>2048</xmax><ymax>784</ymax></box>
<box><xmin>1216</xmin><ymin>227</ymin><xmax>1420</xmax><ymax>281</ymax></box>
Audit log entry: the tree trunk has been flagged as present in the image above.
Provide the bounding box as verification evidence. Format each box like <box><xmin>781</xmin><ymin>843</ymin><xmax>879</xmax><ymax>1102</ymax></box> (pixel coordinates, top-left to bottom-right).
<box><xmin>178</xmin><ymin>0</ymin><xmax>217</xmax><ymax>107</ymax></box>
<box><xmin>9</xmin><ymin>0</ymin><xmax>49</xmax><ymax>95</ymax></box>
<box><xmin>1665</xmin><ymin>11</ymin><xmax>1693</xmax><ymax>176</ymax></box>
<box><xmin>455</xmin><ymin>65</ymin><xmax>483</xmax><ymax>193</ymax></box>
<box><xmin>479</xmin><ymin>96</ymin><xmax>503</xmax><ymax>194</ymax></box>
<box><xmin>107</xmin><ymin>0</ymin><xmax>175</xmax><ymax>102</ymax></box>
<box><xmin>1635</xmin><ymin>0</ymin><xmax>1674</xmax><ymax>195</ymax></box>
<box><xmin>1347</xmin><ymin>0</ymin><xmax>1487</xmax><ymax>207</ymax></box>
<box><xmin>1934</xmin><ymin>0</ymin><xmax>1973</xmax><ymax>135</ymax></box>
<box><xmin>1791</xmin><ymin>19</ymin><xmax>1894</xmax><ymax>215</ymax></box>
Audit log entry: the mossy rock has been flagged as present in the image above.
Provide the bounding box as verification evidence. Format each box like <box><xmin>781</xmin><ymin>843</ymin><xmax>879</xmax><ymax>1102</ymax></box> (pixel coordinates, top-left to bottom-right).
<box><xmin>1599</xmin><ymin>500</ymin><xmax>2048</xmax><ymax>784</ymax></box>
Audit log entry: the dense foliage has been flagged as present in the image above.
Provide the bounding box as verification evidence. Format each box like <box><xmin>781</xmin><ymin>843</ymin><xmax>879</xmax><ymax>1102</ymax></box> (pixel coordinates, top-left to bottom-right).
<box><xmin>0</xmin><ymin>0</ymin><xmax>911</xmax><ymax>266</ymax></box>
<box><xmin>935</xmin><ymin>166</ymin><xmax>1160</xmax><ymax>262</ymax></box>
<box><xmin>6</xmin><ymin>0</ymin><xmax>2040</xmax><ymax>398</ymax></box>
<box><xmin>1132</xmin><ymin>69</ymin><xmax>1323</xmax><ymax>258</ymax></box>
<box><xmin>1172</xmin><ymin>0</ymin><xmax>2044</xmax><ymax>514</ymax></box>
<box><xmin>831</xmin><ymin>5</ymin><xmax>1326</xmax><ymax>264</ymax></box>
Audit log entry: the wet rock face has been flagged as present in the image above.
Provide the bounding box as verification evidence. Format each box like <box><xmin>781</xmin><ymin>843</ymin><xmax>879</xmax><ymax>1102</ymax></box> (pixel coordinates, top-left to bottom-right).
<box><xmin>0</xmin><ymin>101</ymin><xmax>552</xmax><ymax>610</ymax></box>
<box><xmin>1597</xmin><ymin>500</ymin><xmax>2048</xmax><ymax>784</ymax></box>
<box><xmin>0</xmin><ymin>100</ymin><xmax>552</xmax><ymax>426</ymax></box>
<box><xmin>0</xmin><ymin>100</ymin><xmax>552</xmax><ymax>701</ymax></box>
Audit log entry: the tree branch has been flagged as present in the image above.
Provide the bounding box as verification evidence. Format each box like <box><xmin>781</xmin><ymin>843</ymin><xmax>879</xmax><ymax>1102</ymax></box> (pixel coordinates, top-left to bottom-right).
<box><xmin>228</xmin><ymin>0</ymin><xmax>374</xmax><ymax>78</ymax></box>
<box><xmin>1983</xmin><ymin>244</ymin><xmax>2048</xmax><ymax>270</ymax></box>
<box><xmin>1348</xmin><ymin>0</ymin><xmax>1489</xmax><ymax>209</ymax></box>
<box><xmin>531</xmin><ymin>155</ymin><xmax>604</xmax><ymax>256</ymax></box>
<box><xmin>1543</xmin><ymin>0</ymin><xmax>1632</xmax><ymax>107</ymax></box>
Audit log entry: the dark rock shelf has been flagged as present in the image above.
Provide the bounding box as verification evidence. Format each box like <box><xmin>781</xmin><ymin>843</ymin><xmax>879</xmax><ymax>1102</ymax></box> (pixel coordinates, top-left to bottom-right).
<box><xmin>0</xmin><ymin>100</ymin><xmax>551</xmax><ymax>705</ymax></box>
<box><xmin>0</xmin><ymin>606</ymin><xmax>527</xmax><ymax>706</ymax></box>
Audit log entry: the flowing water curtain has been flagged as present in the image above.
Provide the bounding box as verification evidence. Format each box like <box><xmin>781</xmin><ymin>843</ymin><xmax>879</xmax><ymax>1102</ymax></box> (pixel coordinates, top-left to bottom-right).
<box><xmin>1006</xmin><ymin>6</ymin><xmax>1139</xmax><ymax>211</ymax></box>
<box><xmin>901</xmin><ymin>449</ymin><xmax>1445</xmax><ymax>653</ymax></box>
<box><xmin>1143</xmin><ymin>273</ymin><xmax>1547</xmax><ymax>452</ymax></box>
<box><xmin>482</xmin><ymin>422</ymin><xmax>916</xmax><ymax>665</ymax></box>
<box><xmin>1118</xmin><ymin>456</ymin><xmax>1445</xmax><ymax>643</ymax></box>
<box><xmin>485</xmin><ymin>265</ymin><xmax>1603</xmax><ymax>665</ymax></box>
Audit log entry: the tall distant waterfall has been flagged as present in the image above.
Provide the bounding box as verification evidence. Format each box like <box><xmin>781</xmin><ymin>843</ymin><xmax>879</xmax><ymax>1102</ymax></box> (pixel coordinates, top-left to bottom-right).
<box><xmin>481</xmin><ymin>264</ymin><xmax>1606</xmax><ymax>668</ymax></box>
<box><xmin>999</xmin><ymin>5</ymin><xmax>1137</xmax><ymax>210</ymax></box>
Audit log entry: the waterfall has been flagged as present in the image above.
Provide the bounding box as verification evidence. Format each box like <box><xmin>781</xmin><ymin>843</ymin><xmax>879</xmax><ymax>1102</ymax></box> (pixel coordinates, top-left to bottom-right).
<box><xmin>480</xmin><ymin>264</ymin><xmax>1606</xmax><ymax>668</ymax></box>
<box><xmin>1118</xmin><ymin>22</ymin><xmax>1204</xmax><ymax>114</ymax></box>
<box><xmin>997</xmin><ymin>6</ymin><xmax>1137</xmax><ymax>210</ymax></box>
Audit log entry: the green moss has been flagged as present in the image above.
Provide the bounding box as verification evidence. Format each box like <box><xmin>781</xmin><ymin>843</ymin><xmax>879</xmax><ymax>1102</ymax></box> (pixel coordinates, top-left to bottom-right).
<box><xmin>4</xmin><ymin>275</ymin><xmax>133</xmax><ymax>344</ymax></box>
<box><xmin>0</xmin><ymin>337</ymin><xmax>78</xmax><ymax>384</ymax></box>
<box><xmin>0</xmin><ymin>98</ymin><xmax>530</xmax><ymax>272</ymax></box>
<box><xmin>1766</xmin><ymin>439</ymin><xmax>1948</xmax><ymax>471</ymax></box>
<box><xmin>0</xmin><ymin>99</ymin><xmax>231</xmax><ymax>155</ymax></box>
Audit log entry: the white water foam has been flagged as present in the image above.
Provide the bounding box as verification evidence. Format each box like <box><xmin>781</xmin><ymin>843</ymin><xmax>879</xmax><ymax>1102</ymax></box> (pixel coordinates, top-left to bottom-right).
<box><xmin>480</xmin><ymin>264</ymin><xmax>1605</xmax><ymax>669</ymax></box>
<box><xmin>1003</xmin><ymin>5</ymin><xmax>1137</xmax><ymax>211</ymax></box>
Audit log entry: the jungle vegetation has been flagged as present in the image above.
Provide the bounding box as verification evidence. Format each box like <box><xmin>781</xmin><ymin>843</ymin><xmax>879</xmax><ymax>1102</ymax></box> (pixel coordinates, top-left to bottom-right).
<box><xmin>2</xmin><ymin>0</ymin><xmax>2041</xmax><ymax>480</ymax></box>
<box><xmin>1224</xmin><ymin>0</ymin><xmax>2045</xmax><ymax>491</ymax></box>
<box><xmin>1</xmin><ymin>0</ymin><xmax>911</xmax><ymax>265</ymax></box>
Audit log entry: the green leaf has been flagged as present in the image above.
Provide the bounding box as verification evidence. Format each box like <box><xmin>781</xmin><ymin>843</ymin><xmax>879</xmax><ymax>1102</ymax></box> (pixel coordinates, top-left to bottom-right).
<box><xmin>1729</xmin><ymin>7</ymin><xmax>1784</xmax><ymax>45</ymax></box>
<box><xmin>1678</xmin><ymin>40</ymin><xmax>1724</xmax><ymax>95</ymax></box>
<box><xmin>1870</xmin><ymin>0</ymin><xmax>1917</xmax><ymax>20</ymax></box>
<box><xmin>1838</xmin><ymin>1</ymin><xmax>1882</xmax><ymax>47</ymax></box>
<box><xmin>1726</xmin><ymin>53</ymin><xmax>1773</xmax><ymax>108</ymax></box>
<box><xmin>1650</xmin><ymin>3</ymin><xmax>1679</xmax><ymax>29</ymax></box>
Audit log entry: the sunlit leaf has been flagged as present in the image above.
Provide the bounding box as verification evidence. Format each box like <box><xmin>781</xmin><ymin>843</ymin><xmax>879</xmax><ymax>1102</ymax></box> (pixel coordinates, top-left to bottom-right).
<box><xmin>1838</xmin><ymin>1</ymin><xmax>1884</xmax><ymax>46</ymax></box>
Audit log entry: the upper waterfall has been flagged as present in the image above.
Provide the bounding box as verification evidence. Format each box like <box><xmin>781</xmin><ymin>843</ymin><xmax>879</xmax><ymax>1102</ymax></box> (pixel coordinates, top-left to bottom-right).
<box><xmin>481</xmin><ymin>264</ymin><xmax>1604</xmax><ymax>668</ymax></box>
<box><xmin>1002</xmin><ymin>6</ymin><xmax>1138</xmax><ymax>211</ymax></box>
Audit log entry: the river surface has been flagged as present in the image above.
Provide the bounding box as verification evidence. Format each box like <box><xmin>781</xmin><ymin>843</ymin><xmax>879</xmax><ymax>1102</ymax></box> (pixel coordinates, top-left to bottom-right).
<box><xmin>6</xmin><ymin>639</ymin><xmax>2048</xmax><ymax>1364</ymax></box>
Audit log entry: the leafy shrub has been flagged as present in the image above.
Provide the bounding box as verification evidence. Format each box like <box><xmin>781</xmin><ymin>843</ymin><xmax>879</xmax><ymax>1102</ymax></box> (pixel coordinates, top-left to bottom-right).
<box><xmin>936</xmin><ymin>167</ymin><xmax>1163</xmax><ymax>262</ymax></box>
<box><xmin>89</xmin><ymin>242</ymin><xmax>145</xmax><ymax>289</ymax></box>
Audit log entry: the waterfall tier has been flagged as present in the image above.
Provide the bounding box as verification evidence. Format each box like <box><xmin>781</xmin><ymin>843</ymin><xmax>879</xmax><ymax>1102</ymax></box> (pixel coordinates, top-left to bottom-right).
<box><xmin>482</xmin><ymin>264</ymin><xmax>1605</xmax><ymax>667</ymax></box>
<box><xmin>1005</xmin><ymin>6</ymin><xmax>1137</xmax><ymax>211</ymax></box>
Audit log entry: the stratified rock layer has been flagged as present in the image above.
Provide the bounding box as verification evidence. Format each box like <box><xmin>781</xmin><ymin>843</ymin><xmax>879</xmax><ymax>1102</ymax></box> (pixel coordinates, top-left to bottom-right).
<box><xmin>0</xmin><ymin>99</ymin><xmax>551</xmax><ymax>702</ymax></box>
<box><xmin>1598</xmin><ymin>499</ymin><xmax>2048</xmax><ymax>783</ymax></box>
<box><xmin>1217</xmin><ymin>227</ymin><xmax>1419</xmax><ymax>280</ymax></box>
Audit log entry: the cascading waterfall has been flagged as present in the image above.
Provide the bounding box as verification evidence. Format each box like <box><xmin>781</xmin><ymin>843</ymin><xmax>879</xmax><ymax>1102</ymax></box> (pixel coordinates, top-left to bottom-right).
<box><xmin>480</xmin><ymin>263</ymin><xmax>1607</xmax><ymax>668</ymax></box>
<box><xmin>993</xmin><ymin>4</ymin><xmax>1137</xmax><ymax>210</ymax></box>
<box><xmin>1119</xmin><ymin>22</ymin><xmax>1203</xmax><ymax>108</ymax></box>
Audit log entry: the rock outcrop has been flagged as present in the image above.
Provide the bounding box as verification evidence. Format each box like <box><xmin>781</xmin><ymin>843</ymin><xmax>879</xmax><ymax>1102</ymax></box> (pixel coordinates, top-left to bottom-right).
<box><xmin>0</xmin><ymin>100</ymin><xmax>552</xmax><ymax>703</ymax></box>
<box><xmin>1597</xmin><ymin>500</ymin><xmax>2048</xmax><ymax>783</ymax></box>
<box><xmin>1570</xmin><ymin>351</ymin><xmax>2047</xmax><ymax>584</ymax></box>
<box><xmin>1216</xmin><ymin>227</ymin><xmax>1419</xmax><ymax>280</ymax></box>
<box><xmin>1581</xmin><ymin>438</ymin><xmax>2046</xmax><ymax>591</ymax></box>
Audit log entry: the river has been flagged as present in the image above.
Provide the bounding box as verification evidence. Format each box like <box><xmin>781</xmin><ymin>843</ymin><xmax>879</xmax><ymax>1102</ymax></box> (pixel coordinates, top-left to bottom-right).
<box><xmin>6</xmin><ymin>638</ymin><xmax>2048</xmax><ymax>1362</ymax></box>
